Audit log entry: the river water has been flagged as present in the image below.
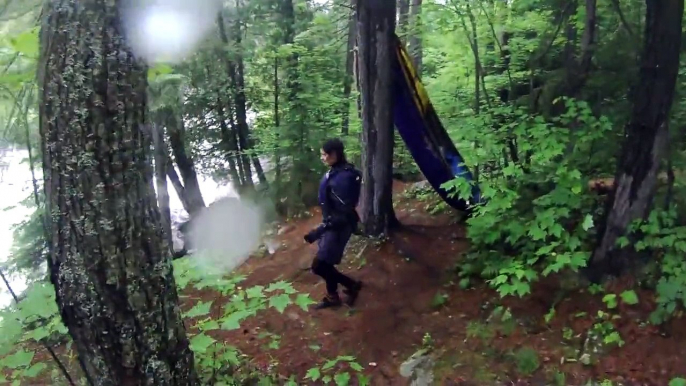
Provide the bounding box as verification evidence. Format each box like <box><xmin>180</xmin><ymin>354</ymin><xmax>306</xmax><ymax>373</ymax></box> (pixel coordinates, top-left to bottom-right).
<box><xmin>0</xmin><ymin>147</ymin><xmax>232</xmax><ymax>308</ymax></box>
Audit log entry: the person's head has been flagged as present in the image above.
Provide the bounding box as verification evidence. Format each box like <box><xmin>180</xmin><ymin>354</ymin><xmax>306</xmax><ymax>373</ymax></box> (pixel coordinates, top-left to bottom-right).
<box><xmin>320</xmin><ymin>138</ymin><xmax>346</xmax><ymax>167</ymax></box>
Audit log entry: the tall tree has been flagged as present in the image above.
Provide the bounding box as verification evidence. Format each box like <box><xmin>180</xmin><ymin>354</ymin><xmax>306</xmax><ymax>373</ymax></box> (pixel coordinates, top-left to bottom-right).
<box><xmin>217</xmin><ymin>11</ymin><xmax>255</xmax><ymax>188</ymax></box>
<box><xmin>166</xmin><ymin>109</ymin><xmax>207</xmax><ymax>215</ymax></box>
<box><xmin>38</xmin><ymin>0</ymin><xmax>197</xmax><ymax>383</ymax></box>
<box><xmin>591</xmin><ymin>0</ymin><xmax>684</xmax><ymax>275</ymax></box>
<box><xmin>356</xmin><ymin>0</ymin><xmax>398</xmax><ymax>236</ymax></box>
<box><xmin>341</xmin><ymin>0</ymin><xmax>356</xmax><ymax>135</ymax></box>
<box><xmin>152</xmin><ymin>123</ymin><xmax>173</xmax><ymax>248</ymax></box>
<box><xmin>397</xmin><ymin>0</ymin><xmax>409</xmax><ymax>39</ymax></box>
<box><xmin>407</xmin><ymin>0</ymin><xmax>422</xmax><ymax>75</ymax></box>
<box><xmin>228</xmin><ymin>1</ymin><xmax>268</xmax><ymax>186</ymax></box>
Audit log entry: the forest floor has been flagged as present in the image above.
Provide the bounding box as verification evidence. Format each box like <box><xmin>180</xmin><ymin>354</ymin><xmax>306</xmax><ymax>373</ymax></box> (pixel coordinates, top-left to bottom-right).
<box><xmin>182</xmin><ymin>181</ymin><xmax>685</xmax><ymax>385</ymax></box>
<box><xmin>22</xmin><ymin>181</ymin><xmax>686</xmax><ymax>385</ymax></box>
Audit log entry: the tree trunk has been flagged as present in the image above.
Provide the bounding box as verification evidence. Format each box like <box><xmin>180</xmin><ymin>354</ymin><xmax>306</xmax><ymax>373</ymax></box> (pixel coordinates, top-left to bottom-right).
<box><xmin>407</xmin><ymin>0</ymin><xmax>422</xmax><ymax>76</ymax></box>
<box><xmin>273</xmin><ymin>56</ymin><xmax>282</xmax><ymax>184</ymax></box>
<box><xmin>38</xmin><ymin>1</ymin><xmax>197</xmax><ymax>384</ymax></box>
<box><xmin>564</xmin><ymin>0</ymin><xmax>597</xmax><ymax>98</ymax></box>
<box><xmin>216</xmin><ymin>108</ymin><xmax>244</xmax><ymax>186</ymax></box>
<box><xmin>203</xmin><ymin>65</ymin><xmax>244</xmax><ymax>190</ymax></box>
<box><xmin>167</xmin><ymin>165</ymin><xmax>190</xmax><ymax>209</ymax></box>
<box><xmin>152</xmin><ymin>123</ymin><xmax>173</xmax><ymax>248</ymax></box>
<box><xmin>356</xmin><ymin>0</ymin><xmax>398</xmax><ymax>236</ymax></box>
<box><xmin>397</xmin><ymin>0</ymin><xmax>409</xmax><ymax>39</ymax></box>
<box><xmin>591</xmin><ymin>0</ymin><xmax>683</xmax><ymax>276</ymax></box>
<box><xmin>341</xmin><ymin>0</ymin><xmax>356</xmax><ymax>135</ymax></box>
<box><xmin>217</xmin><ymin>12</ymin><xmax>255</xmax><ymax>188</ymax></box>
<box><xmin>165</xmin><ymin>108</ymin><xmax>206</xmax><ymax>216</ymax></box>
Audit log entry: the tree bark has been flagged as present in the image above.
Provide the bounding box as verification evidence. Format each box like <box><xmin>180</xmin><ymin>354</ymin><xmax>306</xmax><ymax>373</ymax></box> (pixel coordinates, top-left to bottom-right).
<box><xmin>397</xmin><ymin>0</ymin><xmax>409</xmax><ymax>39</ymax></box>
<box><xmin>152</xmin><ymin>123</ymin><xmax>173</xmax><ymax>248</ymax></box>
<box><xmin>341</xmin><ymin>0</ymin><xmax>356</xmax><ymax>135</ymax></box>
<box><xmin>591</xmin><ymin>0</ymin><xmax>683</xmax><ymax>275</ymax></box>
<box><xmin>165</xmin><ymin>108</ymin><xmax>206</xmax><ymax>216</ymax></box>
<box><xmin>229</xmin><ymin>6</ymin><xmax>267</xmax><ymax>187</ymax></box>
<box><xmin>216</xmin><ymin>104</ymin><xmax>244</xmax><ymax>185</ymax></box>
<box><xmin>356</xmin><ymin>0</ymin><xmax>398</xmax><ymax>236</ymax></box>
<box><xmin>564</xmin><ymin>0</ymin><xmax>597</xmax><ymax>98</ymax></box>
<box><xmin>167</xmin><ymin>165</ymin><xmax>190</xmax><ymax>209</ymax></box>
<box><xmin>38</xmin><ymin>1</ymin><xmax>197</xmax><ymax>384</ymax></box>
<box><xmin>230</xmin><ymin>0</ymin><xmax>267</xmax><ymax>186</ymax></box>
<box><xmin>407</xmin><ymin>0</ymin><xmax>422</xmax><ymax>76</ymax></box>
<box><xmin>217</xmin><ymin>12</ymin><xmax>254</xmax><ymax>188</ymax></box>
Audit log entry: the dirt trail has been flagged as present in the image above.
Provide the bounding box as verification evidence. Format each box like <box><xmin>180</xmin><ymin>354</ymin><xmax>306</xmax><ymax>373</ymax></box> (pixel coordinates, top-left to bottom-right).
<box><xmin>218</xmin><ymin>193</ymin><xmax>471</xmax><ymax>384</ymax></box>
<box><xmin>20</xmin><ymin>183</ymin><xmax>686</xmax><ymax>385</ymax></box>
<box><xmin>198</xmin><ymin>183</ymin><xmax>686</xmax><ymax>385</ymax></box>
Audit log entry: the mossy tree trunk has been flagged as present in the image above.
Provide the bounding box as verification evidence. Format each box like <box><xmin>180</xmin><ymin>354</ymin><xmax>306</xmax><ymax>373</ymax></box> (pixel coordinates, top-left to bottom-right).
<box><xmin>38</xmin><ymin>1</ymin><xmax>197</xmax><ymax>384</ymax></box>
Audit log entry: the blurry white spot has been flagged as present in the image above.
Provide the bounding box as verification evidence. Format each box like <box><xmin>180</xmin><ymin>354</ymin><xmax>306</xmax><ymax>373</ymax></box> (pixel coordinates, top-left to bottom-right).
<box><xmin>121</xmin><ymin>0</ymin><xmax>223</xmax><ymax>64</ymax></box>
<box><xmin>187</xmin><ymin>197</ymin><xmax>266</xmax><ymax>275</ymax></box>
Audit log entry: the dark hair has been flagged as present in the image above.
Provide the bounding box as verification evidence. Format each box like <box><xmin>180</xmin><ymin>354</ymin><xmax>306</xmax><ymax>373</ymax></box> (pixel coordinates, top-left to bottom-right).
<box><xmin>322</xmin><ymin>138</ymin><xmax>346</xmax><ymax>163</ymax></box>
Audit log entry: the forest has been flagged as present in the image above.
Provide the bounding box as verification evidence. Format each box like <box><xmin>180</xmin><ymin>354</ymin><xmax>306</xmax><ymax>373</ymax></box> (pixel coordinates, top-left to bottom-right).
<box><xmin>0</xmin><ymin>0</ymin><xmax>685</xmax><ymax>384</ymax></box>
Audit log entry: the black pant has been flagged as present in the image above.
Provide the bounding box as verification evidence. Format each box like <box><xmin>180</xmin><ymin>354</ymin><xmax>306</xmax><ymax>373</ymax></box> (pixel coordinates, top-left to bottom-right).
<box><xmin>311</xmin><ymin>258</ymin><xmax>355</xmax><ymax>296</ymax></box>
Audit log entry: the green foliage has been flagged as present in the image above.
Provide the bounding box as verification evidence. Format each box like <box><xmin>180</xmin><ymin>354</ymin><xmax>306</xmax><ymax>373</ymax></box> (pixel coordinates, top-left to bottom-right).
<box><xmin>171</xmin><ymin>257</ymin><xmax>318</xmax><ymax>383</ymax></box>
<box><xmin>591</xmin><ymin>310</ymin><xmax>624</xmax><ymax>348</ymax></box>
<box><xmin>0</xmin><ymin>281</ymin><xmax>68</xmax><ymax>383</ymax></box>
<box><xmin>443</xmin><ymin>99</ymin><xmax>613</xmax><ymax>298</ymax></box>
<box><xmin>670</xmin><ymin>378</ymin><xmax>686</xmax><ymax>386</ymax></box>
<box><xmin>512</xmin><ymin>347</ymin><xmax>539</xmax><ymax>376</ymax></box>
<box><xmin>305</xmin><ymin>355</ymin><xmax>367</xmax><ymax>386</ymax></box>
<box><xmin>621</xmin><ymin>209</ymin><xmax>686</xmax><ymax>324</ymax></box>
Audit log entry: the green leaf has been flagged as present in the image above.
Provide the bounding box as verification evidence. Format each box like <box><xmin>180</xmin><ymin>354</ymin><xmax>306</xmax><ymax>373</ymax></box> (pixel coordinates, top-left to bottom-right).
<box><xmin>23</xmin><ymin>362</ymin><xmax>47</xmax><ymax>378</ymax></box>
<box><xmin>265</xmin><ymin>280</ymin><xmax>296</xmax><ymax>294</ymax></box>
<box><xmin>184</xmin><ymin>300</ymin><xmax>213</xmax><ymax>318</ymax></box>
<box><xmin>220</xmin><ymin>309</ymin><xmax>254</xmax><ymax>330</ymax></box>
<box><xmin>334</xmin><ymin>372</ymin><xmax>351</xmax><ymax>386</ymax></box>
<box><xmin>221</xmin><ymin>348</ymin><xmax>241</xmax><ymax>365</ymax></box>
<box><xmin>305</xmin><ymin>367</ymin><xmax>321</xmax><ymax>381</ymax></box>
<box><xmin>147</xmin><ymin>64</ymin><xmax>174</xmax><ymax>81</ymax></box>
<box><xmin>2</xmin><ymin>349</ymin><xmax>34</xmax><ymax>369</ymax></box>
<box><xmin>10</xmin><ymin>28</ymin><xmax>39</xmax><ymax>58</ymax></box>
<box><xmin>199</xmin><ymin>319</ymin><xmax>220</xmax><ymax>331</ymax></box>
<box><xmin>268</xmin><ymin>294</ymin><xmax>292</xmax><ymax>313</ymax></box>
<box><xmin>620</xmin><ymin>290</ymin><xmax>639</xmax><ymax>305</ymax></box>
<box><xmin>24</xmin><ymin>326</ymin><xmax>51</xmax><ymax>342</ymax></box>
<box><xmin>246</xmin><ymin>285</ymin><xmax>266</xmax><ymax>299</ymax></box>
<box><xmin>669</xmin><ymin>378</ymin><xmax>686</xmax><ymax>386</ymax></box>
<box><xmin>189</xmin><ymin>333</ymin><xmax>216</xmax><ymax>354</ymax></box>
<box><xmin>349</xmin><ymin>362</ymin><xmax>364</xmax><ymax>371</ymax></box>
<box><xmin>581</xmin><ymin>214</ymin><xmax>594</xmax><ymax>231</ymax></box>
<box><xmin>322</xmin><ymin>358</ymin><xmax>338</xmax><ymax>370</ymax></box>
<box><xmin>294</xmin><ymin>294</ymin><xmax>316</xmax><ymax>311</ymax></box>
<box><xmin>602</xmin><ymin>294</ymin><xmax>618</xmax><ymax>309</ymax></box>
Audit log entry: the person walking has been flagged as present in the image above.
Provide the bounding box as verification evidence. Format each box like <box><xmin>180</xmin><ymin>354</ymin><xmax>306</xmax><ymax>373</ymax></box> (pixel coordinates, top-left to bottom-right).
<box><xmin>304</xmin><ymin>138</ymin><xmax>363</xmax><ymax>310</ymax></box>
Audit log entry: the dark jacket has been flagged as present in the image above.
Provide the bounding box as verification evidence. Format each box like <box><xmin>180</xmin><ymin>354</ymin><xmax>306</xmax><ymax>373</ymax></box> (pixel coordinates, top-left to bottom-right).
<box><xmin>313</xmin><ymin>162</ymin><xmax>361</xmax><ymax>264</ymax></box>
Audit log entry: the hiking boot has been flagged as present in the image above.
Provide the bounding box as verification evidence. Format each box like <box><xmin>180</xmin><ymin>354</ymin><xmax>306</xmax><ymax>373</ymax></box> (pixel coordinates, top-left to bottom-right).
<box><xmin>313</xmin><ymin>293</ymin><xmax>342</xmax><ymax>310</ymax></box>
<box><xmin>343</xmin><ymin>280</ymin><xmax>363</xmax><ymax>306</ymax></box>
